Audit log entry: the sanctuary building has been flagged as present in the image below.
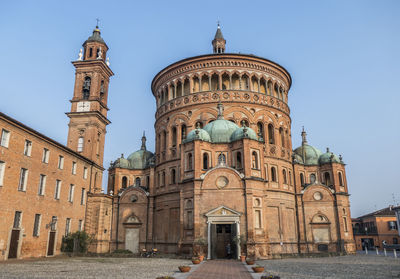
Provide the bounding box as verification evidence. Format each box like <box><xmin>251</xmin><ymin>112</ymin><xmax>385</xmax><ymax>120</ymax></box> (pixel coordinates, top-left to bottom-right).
<box><xmin>105</xmin><ymin>25</ymin><xmax>356</xmax><ymax>259</ymax></box>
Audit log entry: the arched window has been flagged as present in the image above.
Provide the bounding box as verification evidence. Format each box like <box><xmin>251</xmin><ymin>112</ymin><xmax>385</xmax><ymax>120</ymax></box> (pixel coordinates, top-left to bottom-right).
<box><xmin>257</xmin><ymin>122</ymin><xmax>264</xmax><ymax>139</ymax></box>
<box><xmin>176</xmin><ymin>80</ymin><xmax>182</xmax><ymax>97</ymax></box>
<box><xmin>195</xmin><ymin>121</ymin><xmax>203</xmax><ymax>128</ymax></box>
<box><xmin>100</xmin><ymin>80</ymin><xmax>105</xmax><ymax>100</ymax></box>
<box><xmin>89</xmin><ymin>48</ymin><xmax>93</xmax><ymax>58</ymax></box>
<box><xmin>222</xmin><ymin>73</ymin><xmax>230</xmax><ymax>90</ymax></box>
<box><xmin>218</xmin><ymin>153</ymin><xmax>226</xmax><ymax>165</ymax></box>
<box><xmin>310</xmin><ymin>173</ymin><xmax>316</xmax><ymax>184</ymax></box>
<box><xmin>135</xmin><ymin>177</ymin><xmax>141</xmax><ymax>186</ymax></box>
<box><xmin>203</xmin><ymin>153</ymin><xmax>209</xmax><ymax>169</ymax></box>
<box><xmin>324</xmin><ymin>172</ymin><xmax>331</xmax><ymax>186</ymax></box>
<box><xmin>236</xmin><ymin>152</ymin><xmax>242</xmax><ymax>169</ymax></box>
<box><xmin>300</xmin><ymin>173</ymin><xmax>305</xmax><ymax>186</ymax></box>
<box><xmin>162</xmin><ymin>130</ymin><xmax>167</xmax><ymax>150</ymax></box>
<box><xmin>187</xmin><ymin>153</ymin><xmax>193</xmax><ymax>170</ymax></box>
<box><xmin>146</xmin><ymin>176</ymin><xmax>150</xmax><ymax>187</ymax></box>
<box><xmin>338</xmin><ymin>172</ymin><xmax>344</xmax><ymax>186</ymax></box>
<box><xmin>183</xmin><ymin>78</ymin><xmax>190</xmax><ymax>95</ymax></box>
<box><xmin>232</xmin><ymin>73</ymin><xmax>240</xmax><ymax>89</ymax></box>
<box><xmin>241</xmin><ymin>119</ymin><xmax>249</xmax><ymax>127</ymax></box>
<box><xmin>271</xmin><ymin>167</ymin><xmax>277</xmax><ymax>182</ymax></box>
<box><xmin>122</xmin><ymin>176</ymin><xmax>128</xmax><ymax>188</ymax></box>
<box><xmin>82</xmin><ymin>77</ymin><xmax>91</xmax><ymax>99</ymax></box>
<box><xmin>77</xmin><ymin>137</ymin><xmax>84</xmax><ymax>152</ymax></box>
<box><xmin>251</xmin><ymin>151</ymin><xmax>259</xmax><ymax>169</ymax></box>
<box><xmin>283</xmin><ymin>169</ymin><xmax>287</xmax><ymax>184</ymax></box>
<box><xmin>181</xmin><ymin>124</ymin><xmax>187</xmax><ymax>141</ymax></box>
<box><xmin>162</xmin><ymin>171</ymin><xmax>166</xmax><ymax>186</ymax></box>
<box><xmin>172</xmin><ymin>127</ymin><xmax>177</xmax><ymax>146</ymax></box>
<box><xmin>268</xmin><ymin>124</ymin><xmax>275</xmax><ymax>144</ymax></box>
<box><xmin>211</xmin><ymin>74</ymin><xmax>219</xmax><ymax>90</ymax></box>
<box><xmin>289</xmin><ymin>170</ymin><xmax>292</xmax><ymax>185</ymax></box>
<box><xmin>279</xmin><ymin>127</ymin><xmax>285</xmax><ymax>148</ymax></box>
<box><xmin>171</xmin><ymin>169</ymin><xmax>176</xmax><ymax>184</ymax></box>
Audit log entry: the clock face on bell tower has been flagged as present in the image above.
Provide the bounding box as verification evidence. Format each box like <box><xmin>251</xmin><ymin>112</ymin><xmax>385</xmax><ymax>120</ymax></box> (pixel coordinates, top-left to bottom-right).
<box><xmin>66</xmin><ymin>26</ymin><xmax>114</xmax><ymax>167</ymax></box>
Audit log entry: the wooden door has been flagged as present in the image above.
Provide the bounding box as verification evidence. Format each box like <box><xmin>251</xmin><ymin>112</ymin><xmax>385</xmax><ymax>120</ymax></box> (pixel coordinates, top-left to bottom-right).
<box><xmin>216</xmin><ymin>224</ymin><xmax>232</xmax><ymax>258</ymax></box>
<box><xmin>47</xmin><ymin>231</ymin><xmax>56</xmax><ymax>256</ymax></box>
<box><xmin>8</xmin><ymin>229</ymin><xmax>20</xmax><ymax>259</ymax></box>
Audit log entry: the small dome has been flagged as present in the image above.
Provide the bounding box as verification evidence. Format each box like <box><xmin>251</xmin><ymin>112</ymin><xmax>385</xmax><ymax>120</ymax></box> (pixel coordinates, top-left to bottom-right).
<box><xmin>293</xmin><ymin>144</ymin><xmax>323</xmax><ymax>165</ymax></box>
<box><xmin>203</xmin><ymin>119</ymin><xmax>239</xmax><ymax>143</ymax></box>
<box><xmin>293</xmin><ymin>153</ymin><xmax>304</xmax><ymax>164</ymax></box>
<box><xmin>230</xmin><ymin>126</ymin><xmax>258</xmax><ymax>142</ymax></box>
<box><xmin>184</xmin><ymin>128</ymin><xmax>211</xmax><ymax>143</ymax></box>
<box><xmin>127</xmin><ymin>149</ymin><xmax>154</xmax><ymax>169</ymax></box>
<box><xmin>84</xmin><ymin>27</ymin><xmax>106</xmax><ymax>46</ymax></box>
<box><xmin>319</xmin><ymin>149</ymin><xmax>341</xmax><ymax>164</ymax></box>
<box><xmin>113</xmin><ymin>157</ymin><xmax>130</xmax><ymax>169</ymax></box>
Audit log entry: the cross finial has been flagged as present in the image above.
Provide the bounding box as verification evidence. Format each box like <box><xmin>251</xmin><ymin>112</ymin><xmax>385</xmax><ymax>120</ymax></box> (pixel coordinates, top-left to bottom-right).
<box><xmin>217</xmin><ymin>20</ymin><xmax>220</xmax><ymax>28</ymax></box>
<box><xmin>96</xmin><ymin>18</ymin><xmax>100</xmax><ymax>28</ymax></box>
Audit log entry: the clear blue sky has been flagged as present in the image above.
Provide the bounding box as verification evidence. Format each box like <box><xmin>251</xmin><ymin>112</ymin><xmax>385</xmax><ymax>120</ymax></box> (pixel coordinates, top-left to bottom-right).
<box><xmin>0</xmin><ymin>0</ymin><xmax>399</xmax><ymax>217</ymax></box>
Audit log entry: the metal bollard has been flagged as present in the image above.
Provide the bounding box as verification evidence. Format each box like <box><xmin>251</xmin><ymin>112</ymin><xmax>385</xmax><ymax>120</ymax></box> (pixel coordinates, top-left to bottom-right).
<box><xmin>365</xmin><ymin>246</ymin><xmax>368</xmax><ymax>255</ymax></box>
<box><xmin>394</xmin><ymin>249</ymin><xmax>397</xmax><ymax>258</ymax></box>
<box><xmin>384</xmin><ymin>248</ymin><xmax>387</xmax><ymax>257</ymax></box>
<box><xmin>376</xmin><ymin>247</ymin><xmax>379</xmax><ymax>255</ymax></box>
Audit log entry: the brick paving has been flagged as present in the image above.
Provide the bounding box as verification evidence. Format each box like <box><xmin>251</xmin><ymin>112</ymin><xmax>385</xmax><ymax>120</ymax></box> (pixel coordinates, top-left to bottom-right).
<box><xmin>187</xmin><ymin>260</ymin><xmax>252</xmax><ymax>279</ymax></box>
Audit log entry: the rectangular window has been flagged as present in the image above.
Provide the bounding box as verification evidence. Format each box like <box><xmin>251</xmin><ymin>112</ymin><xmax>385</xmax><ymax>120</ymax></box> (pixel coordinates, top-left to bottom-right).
<box><xmin>24</xmin><ymin>140</ymin><xmax>32</xmax><ymax>156</ymax></box>
<box><xmin>54</xmin><ymin>180</ymin><xmax>61</xmax><ymax>200</ymax></box>
<box><xmin>68</xmin><ymin>184</ymin><xmax>75</xmax><ymax>202</ymax></box>
<box><xmin>83</xmin><ymin>167</ymin><xmax>88</xmax><ymax>179</ymax></box>
<box><xmin>77</xmin><ymin>137</ymin><xmax>84</xmax><ymax>152</ymax></box>
<box><xmin>388</xmin><ymin>221</ymin><xmax>398</xmax><ymax>230</ymax></box>
<box><xmin>13</xmin><ymin>211</ymin><xmax>22</xmax><ymax>228</ymax></box>
<box><xmin>80</xmin><ymin>188</ymin><xmax>86</xmax><ymax>205</ymax></box>
<box><xmin>78</xmin><ymin>220</ymin><xmax>83</xmax><ymax>231</ymax></box>
<box><xmin>33</xmin><ymin>214</ymin><xmax>41</xmax><ymax>236</ymax></box>
<box><xmin>65</xmin><ymin>218</ymin><xmax>71</xmax><ymax>236</ymax></box>
<box><xmin>72</xmin><ymin>161</ymin><xmax>77</xmax><ymax>175</ymax></box>
<box><xmin>0</xmin><ymin>161</ymin><xmax>5</xmax><ymax>186</ymax></box>
<box><xmin>38</xmin><ymin>174</ymin><xmax>46</xmax><ymax>195</ymax></box>
<box><xmin>0</xmin><ymin>129</ymin><xmax>10</xmax><ymax>147</ymax></box>
<box><xmin>18</xmin><ymin>168</ymin><xmax>28</xmax><ymax>191</ymax></box>
<box><xmin>58</xmin><ymin>155</ymin><xmax>64</xmax><ymax>169</ymax></box>
<box><xmin>255</xmin><ymin>210</ymin><xmax>262</xmax><ymax>229</ymax></box>
<box><xmin>42</xmin><ymin>148</ymin><xmax>49</xmax><ymax>163</ymax></box>
<box><xmin>50</xmin><ymin>216</ymin><xmax>57</xmax><ymax>231</ymax></box>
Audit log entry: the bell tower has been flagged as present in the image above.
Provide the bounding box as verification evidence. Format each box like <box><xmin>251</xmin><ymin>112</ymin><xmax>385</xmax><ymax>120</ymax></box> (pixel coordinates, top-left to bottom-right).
<box><xmin>66</xmin><ymin>25</ymin><xmax>113</xmax><ymax>167</ymax></box>
<box><xmin>212</xmin><ymin>23</ymin><xmax>226</xmax><ymax>54</ymax></box>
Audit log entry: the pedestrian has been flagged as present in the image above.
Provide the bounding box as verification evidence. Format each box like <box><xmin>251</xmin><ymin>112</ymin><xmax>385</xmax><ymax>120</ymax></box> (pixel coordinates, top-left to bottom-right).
<box><xmin>226</xmin><ymin>243</ymin><xmax>231</xmax><ymax>259</ymax></box>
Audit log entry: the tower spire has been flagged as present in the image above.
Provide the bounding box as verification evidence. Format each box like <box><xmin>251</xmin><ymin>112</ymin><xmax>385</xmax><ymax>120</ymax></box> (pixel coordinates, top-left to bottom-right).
<box><xmin>301</xmin><ymin>126</ymin><xmax>308</xmax><ymax>145</ymax></box>
<box><xmin>141</xmin><ymin>131</ymin><xmax>147</xmax><ymax>150</ymax></box>
<box><xmin>212</xmin><ymin>22</ymin><xmax>226</xmax><ymax>54</ymax></box>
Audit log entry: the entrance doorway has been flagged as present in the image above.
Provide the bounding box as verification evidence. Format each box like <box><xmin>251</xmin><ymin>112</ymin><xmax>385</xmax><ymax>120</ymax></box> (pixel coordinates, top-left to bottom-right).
<box><xmin>8</xmin><ymin>229</ymin><xmax>20</xmax><ymax>259</ymax></box>
<box><xmin>212</xmin><ymin>224</ymin><xmax>236</xmax><ymax>259</ymax></box>
<box><xmin>47</xmin><ymin>231</ymin><xmax>56</xmax><ymax>256</ymax></box>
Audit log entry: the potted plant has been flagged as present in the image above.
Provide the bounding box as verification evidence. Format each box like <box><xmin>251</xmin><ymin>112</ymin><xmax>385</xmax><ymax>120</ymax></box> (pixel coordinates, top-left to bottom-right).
<box><xmin>193</xmin><ymin>237</ymin><xmax>207</xmax><ymax>261</ymax></box>
<box><xmin>191</xmin><ymin>257</ymin><xmax>201</xmax><ymax>264</ymax></box>
<box><xmin>252</xmin><ymin>265</ymin><xmax>265</xmax><ymax>273</ymax></box>
<box><xmin>178</xmin><ymin>266</ymin><xmax>191</xmax><ymax>273</ymax></box>
<box><xmin>246</xmin><ymin>258</ymin><xmax>255</xmax><ymax>265</ymax></box>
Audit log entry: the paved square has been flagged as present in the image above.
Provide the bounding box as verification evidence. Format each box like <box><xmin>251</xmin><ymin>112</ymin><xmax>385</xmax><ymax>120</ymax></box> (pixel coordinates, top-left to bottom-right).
<box><xmin>257</xmin><ymin>254</ymin><xmax>400</xmax><ymax>279</ymax></box>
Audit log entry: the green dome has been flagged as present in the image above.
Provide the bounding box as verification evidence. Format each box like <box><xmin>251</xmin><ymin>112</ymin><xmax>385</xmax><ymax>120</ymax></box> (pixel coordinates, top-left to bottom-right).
<box><xmin>230</xmin><ymin>126</ymin><xmax>258</xmax><ymax>142</ymax></box>
<box><xmin>203</xmin><ymin>119</ymin><xmax>239</xmax><ymax>143</ymax></box>
<box><xmin>293</xmin><ymin>144</ymin><xmax>323</xmax><ymax>165</ymax></box>
<box><xmin>184</xmin><ymin>128</ymin><xmax>211</xmax><ymax>143</ymax></box>
<box><xmin>127</xmin><ymin>149</ymin><xmax>154</xmax><ymax>169</ymax></box>
<box><xmin>319</xmin><ymin>149</ymin><xmax>341</xmax><ymax>164</ymax></box>
<box><xmin>114</xmin><ymin>157</ymin><xmax>130</xmax><ymax>169</ymax></box>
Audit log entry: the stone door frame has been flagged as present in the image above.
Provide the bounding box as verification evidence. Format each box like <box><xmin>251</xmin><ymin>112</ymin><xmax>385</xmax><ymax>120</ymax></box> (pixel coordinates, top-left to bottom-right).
<box><xmin>205</xmin><ymin>206</ymin><xmax>242</xmax><ymax>260</ymax></box>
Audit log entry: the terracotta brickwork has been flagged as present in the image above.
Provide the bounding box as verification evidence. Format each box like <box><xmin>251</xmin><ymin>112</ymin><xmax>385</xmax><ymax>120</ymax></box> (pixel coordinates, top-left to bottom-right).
<box><xmin>0</xmin><ymin>113</ymin><xmax>102</xmax><ymax>260</ymax></box>
<box><xmin>107</xmin><ymin>27</ymin><xmax>356</xmax><ymax>258</ymax></box>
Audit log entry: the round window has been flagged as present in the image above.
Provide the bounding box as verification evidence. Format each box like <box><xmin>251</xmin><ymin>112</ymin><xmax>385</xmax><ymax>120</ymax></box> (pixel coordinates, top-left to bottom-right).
<box><xmin>130</xmin><ymin>194</ymin><xmax>138</xmax><ymax>202</ymax></box>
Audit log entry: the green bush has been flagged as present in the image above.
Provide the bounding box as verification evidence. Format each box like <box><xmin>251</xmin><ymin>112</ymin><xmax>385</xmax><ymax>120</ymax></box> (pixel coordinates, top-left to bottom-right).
<box><xmin>61</xmin><ymin>231</ymin><xmax>91</xmax><ymax>253</ymax></box>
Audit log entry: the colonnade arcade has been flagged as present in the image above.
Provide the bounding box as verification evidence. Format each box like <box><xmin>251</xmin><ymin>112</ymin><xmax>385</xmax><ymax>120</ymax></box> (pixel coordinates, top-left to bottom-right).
<box><xmin>157</xmin><ymin>72</ymin><xmax>288</xmax><ymax>107</ymax></box>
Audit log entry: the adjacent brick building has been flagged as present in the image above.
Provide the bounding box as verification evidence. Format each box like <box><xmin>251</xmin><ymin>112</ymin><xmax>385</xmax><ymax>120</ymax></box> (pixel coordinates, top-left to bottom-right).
<box><xmin>107</xmin><ymin>25</ymin><xmax>356</xmax><ymax>259</ymax></box>
<box><xmin>352</xmin><ymin>207</ymin><xmax>400</xmax><ymax>250</ymax></box>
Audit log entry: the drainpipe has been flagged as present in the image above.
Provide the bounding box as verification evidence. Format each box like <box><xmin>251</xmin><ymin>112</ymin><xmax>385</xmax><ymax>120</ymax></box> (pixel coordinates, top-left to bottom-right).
<box><xmin>292</xmin><ymin>161</ymin><xmax>301</xmax><ymax>254</ymax></box>
<box><xmin>116</xmin><ymin>193</ymin><xmax>121</xmax><ymax>250</ymax></box>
